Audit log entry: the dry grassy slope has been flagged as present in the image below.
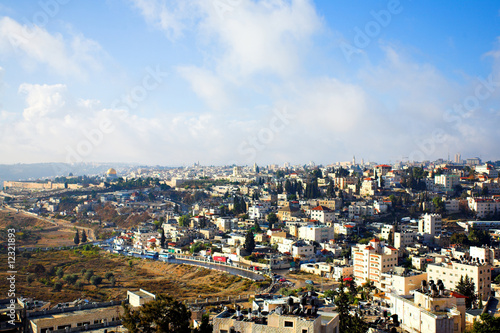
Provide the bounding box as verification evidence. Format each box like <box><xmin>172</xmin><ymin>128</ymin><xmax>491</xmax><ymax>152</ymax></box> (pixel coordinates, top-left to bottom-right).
<box><xmin>0</xmin><ymin>210</ymin><xmax>75</xmax><ymax>247</ymax></box>
<box><xmin>0</xmin><ymin>249</ymin><xmax>266</xmax><ymax>304</ymax></box>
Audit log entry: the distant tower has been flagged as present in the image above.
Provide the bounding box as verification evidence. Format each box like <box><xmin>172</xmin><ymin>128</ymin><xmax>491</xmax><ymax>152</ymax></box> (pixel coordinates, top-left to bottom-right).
<box><xmin>233</xmin><ymin>166</ymin><xmax>241</xmax><ymax>176</ymax></box>
<box><xmin>455</xmin><ymin>153</ymin><xmax>461</xmax><ymax>164</ymax></box>
<box><xmin>352</xmin><ymin>156</ymin><xmax>356</xmax><ymax>165</ymax></box>
<box><xmin>361</xmin><ymin>158</ymin><xmax>364</xmax><ymax>166</ymax></box>
<box><xmin>253</xmin><ymin>163</ymin><xmax>258</xmax><ymax>173</ymax></box>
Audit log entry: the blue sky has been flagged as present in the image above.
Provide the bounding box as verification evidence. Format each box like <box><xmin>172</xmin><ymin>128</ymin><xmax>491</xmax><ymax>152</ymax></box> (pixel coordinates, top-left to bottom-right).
<box><xmin>0</xmin><ymin>0</ymin><xmax>499</xmax><ymax>166</ymax></box>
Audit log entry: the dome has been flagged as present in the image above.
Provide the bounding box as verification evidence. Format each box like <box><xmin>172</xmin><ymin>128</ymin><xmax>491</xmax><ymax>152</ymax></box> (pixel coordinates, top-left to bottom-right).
<box><xmin>106</xmin><ymin>168</ymin><xmax>117</xmax><ymax>175</ymax></box>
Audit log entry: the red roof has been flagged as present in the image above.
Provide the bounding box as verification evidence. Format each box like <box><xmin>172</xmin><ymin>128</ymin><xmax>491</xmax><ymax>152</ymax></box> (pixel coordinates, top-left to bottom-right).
<box><xmin>370</xmin><ymin>238</ymin><xmax>380</xmax><ymax>242</ymax></box>
<box><xmin>365</xmin><ymin>245</ymin><xmax>375</xmax><ymax>250</ymax></box>
<box><xmin>376</xmin><ymin>164</ymin><xmax>391</xmax><ymax>168</ymax></box>
<box><xmin>450</xmin><ymin>291</ymin><xmax>467</xmax><ymax>299</ymax></box>
<box><xmin>386</xmin><ymin>246</ymin><xmax>397</xmax><ymax>251</ymax></box>
<box><xmin>311</xmin><ymin>205</ymin><xmax>330</xmax><ymax>211</ymax></box>
<box><xmin>345</xmin><ymin>225</ymin><xmax>354</xmax><ymax>228</ymax></box>
<box><xmin>148</xmin><ymin>238</ymin><xmax>156</xmax><ymax>242</ymax></box>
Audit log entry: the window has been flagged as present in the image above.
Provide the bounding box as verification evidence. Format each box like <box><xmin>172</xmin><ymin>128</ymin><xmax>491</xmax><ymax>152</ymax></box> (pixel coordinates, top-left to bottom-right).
<box><xmin>220</xmin><ymin>330</ymin><xmax>228</xmax><ymax>333</ymax></box>
<box><xmin>284</xmin><ymin>321</ymin><xmax>294</xmax><ymax>327</ymax></box>
<box><xmin>302</xmin><ymin>330</ymin><xmax>308</xmax><ymax>333</ymax></box>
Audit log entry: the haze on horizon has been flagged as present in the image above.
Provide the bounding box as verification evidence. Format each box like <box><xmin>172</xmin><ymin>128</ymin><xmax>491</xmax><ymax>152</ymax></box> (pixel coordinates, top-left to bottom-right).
<box><xmin>0</xmin><ymin>1</ymin><xmax>499</xmax><ymax>166</ymax></box>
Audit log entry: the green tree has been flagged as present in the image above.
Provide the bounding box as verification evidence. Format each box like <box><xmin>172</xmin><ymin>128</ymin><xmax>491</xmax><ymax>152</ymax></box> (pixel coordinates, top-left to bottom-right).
<box><xmin>267</xmin><ymin>213</ymin><xmax>278</xmax><ymax>229</ymax></box>
<box><xmin>387</xmin><ymin>231</ymin><xmax>394</xmax><ymax>247</ymax></box>
<box><xmin>468</xmin><ymin>228</ymin><xmax>491</xmax><ymax>247</ymax></box>
<box><xmin>455</xmin><ymin>275</ymin><xmax>478</xmax><ymax>309</ymax></box>
<box><xmin>64</xmin><ymin>274</ymin><xmax>78</xmax><ymax>285</ymax></box>
<box><xmin>178</xmin><ymin>215</ymin><xmax>189</xmax><ymax>227</ymax></box>
<box><xmin>432</xmin><ymin>197</ymin><xmax>445</xmax><ymax>214</ymax></box>
<box><xmin>90</xmin><ymin>275</ymin><xmax>103</xmax><ymax>287</ymax></box>
<box><xmin>84</xmin><ymin>269</ymin><xmax>94</xmax><ymax>283</ymax></box>
<box><xmin>75</xmin><ymin>281</ymin><xmax>84</xmax><ymax>290</ymax></box>
<box><xmin>74</xmin><ymin>230</ymin><xmax>80</xmax><ymax>245</ymax></box>
<box><xmin>450</xmin><ymin>233</ymin><xmax>469</xmax><ymax>246</ymax></box>
<box><xmin>105</xmin><ymin>272</ymin><xmax>114</xmax><ymax>280</ymax></box>
<box><xmin>469</xmin><ymin>313</ymin><xmax>500</xmax><ymax>333</ymax></box>
<box><xmin>254</xmin><ymin>221</ymin><xmax>262</xmax><ymax>233</ymax></box>
<box><xmin>121</xmin><ymin>294</ymin><xmax>191</xmax><ymax>333</ymax></box>
<box><xmin>244</xmin><ymin>230</ymin><xmax>255</xmax><ymax>254</ymax></box>
<box><xmin>81</xmin><ymin>229</ymin><xmax>87</xmax><ymax>243</ymax></box>
<box><xmin>160</xmin><ymin>230</ymin><xmax>166</xmax><ymax>248</ymax></box>
<box><xmin>53</xmin><ymin>282</ymin><xmax>62</xmax><ymax>292</ymax></box>
<box><xmin>194</xmin><ymin>313</ymin><xmax>213</xmax><ymax>333</ymax></box>
<box><xmin>360</xmin><ymin>280</ymin><xmax>375</xmax><ymax>301</ymax></box>
<box><xmin>56</xmin><ymin>267</ymin><xmax>64</xmax><ymax>279</ymax></box>
<box><xmin>331</xmin><ymin>278</ymin><xmax>368</xmax><ymax>333</ymax></box>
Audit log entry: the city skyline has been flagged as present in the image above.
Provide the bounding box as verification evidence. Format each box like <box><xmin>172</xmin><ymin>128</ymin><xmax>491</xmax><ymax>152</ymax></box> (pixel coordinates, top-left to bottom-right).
<box><xmin>1</xmin><ymin>1</ymin><xmax>499</xmax><ymax>166</ymax></box>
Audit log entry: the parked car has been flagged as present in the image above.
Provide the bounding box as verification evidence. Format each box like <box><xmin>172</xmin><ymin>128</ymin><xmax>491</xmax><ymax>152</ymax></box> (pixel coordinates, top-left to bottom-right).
<box><xmin>305</xmin><ymin>280</ymin><xmax>314</xmax><ymax>285</ymax></box>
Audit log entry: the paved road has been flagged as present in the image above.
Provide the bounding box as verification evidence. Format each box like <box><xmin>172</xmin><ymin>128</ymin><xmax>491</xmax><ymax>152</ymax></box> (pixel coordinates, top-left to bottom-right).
<box><xmin>115</xmin><ymin>249</ymin><xmax>265</xmax><ymax>281</ymax></box>
<box><xmin>160</xmin><ymin>257</ymin><xmax>265</xmax><ymax>281</ymax></box>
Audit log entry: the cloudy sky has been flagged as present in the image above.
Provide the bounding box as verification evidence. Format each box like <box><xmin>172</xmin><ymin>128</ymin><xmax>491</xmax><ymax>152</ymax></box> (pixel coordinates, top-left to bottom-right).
<box><xmin>0</xmin><ymin>0</ymin><xmax>499</xmax><ymax>166</ymax></box>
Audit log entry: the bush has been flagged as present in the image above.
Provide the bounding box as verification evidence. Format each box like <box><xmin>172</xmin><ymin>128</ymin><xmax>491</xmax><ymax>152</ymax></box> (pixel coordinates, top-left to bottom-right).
<box><xmin>75</xmin><ymin>281</ymin><xmax>84</xmax><ymax>290</ymax></box>
<box><xmin>105</xmin><ymin>272</ymin><xmax>114</xmax><ymax>280</ymax></box>
<box><xmin>56</xmin><ymin>268</ymin><xmax>64</xmax><ymax>279</ymax></box>
<box><xmin>90</xmin><ymin>275</ymin><xmax>103</xmax><ymax>287</ymax></box>
<box><xmin>110</xmin><ymin>276</ymin><xmax>116</xmax><ymax>287</ymax></box>
<box><xmin>64</xmin><ymin>274</ymin><xmax>78</xmax><ymax>285</ymax></box>
<box><xmin>53</xmin><ymin>282</ymin><xmax>62</xmax><ymax>292</ymax></box>
<box><xmin>84</xmin><ymin>270</ymin><xmax>94</xmax><ymax>282</ymax></box>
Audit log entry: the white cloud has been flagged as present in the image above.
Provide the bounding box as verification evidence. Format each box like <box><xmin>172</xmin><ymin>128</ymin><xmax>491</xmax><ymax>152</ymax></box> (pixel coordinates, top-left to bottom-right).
<box><xmin>130</xmin><ymin>0</ymin><xmax>192</xmax><ymax>40</ymax></box>
<box><xmin>177</xmin><ymin>66</ymin><xmax>230</xmax><ymax>111</ymax></box>
<box><xmin>0</xmin><ymin>16</ymin><xmax>104</xmax><ymax>77</ymax></box>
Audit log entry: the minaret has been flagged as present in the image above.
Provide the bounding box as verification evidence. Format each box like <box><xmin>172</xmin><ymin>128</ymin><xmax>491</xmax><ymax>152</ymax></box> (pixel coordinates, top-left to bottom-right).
<box><xmin>352</xmin><ymin>155</ymin><xmax>356</xmax><ymax>166</ymax></box>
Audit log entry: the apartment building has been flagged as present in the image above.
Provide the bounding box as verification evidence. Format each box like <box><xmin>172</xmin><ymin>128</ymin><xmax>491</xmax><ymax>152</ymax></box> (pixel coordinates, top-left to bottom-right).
<box><xmin>308</xmin><ymin>205</ymin><xmax>335</xmax><ymax>223</ymax></box>
<box><xmin>248</xmin><ymin>204</ymin><xmax>269</xmax><ymax>219</ymax></box>
<box><xmin>394</xmin><ymin>230</ymin><xmax>416</xmax><ymax>250</ymax></box>
<box><xmin>352</xmin><ymin>238</ymin><xmax>398</xmax><ymax>289</ymax></box>
<box><xmin>418</xmin><ymin>214</ymin><xmax>442</xmax><ymax>236</ymax></box>
<box><xmin>28</xmin><ymin>300</ymin><xmax>124</xmax><ymax>333</ymax></box>
<box><xmin>213</xmin><ymin>301</ymin><xmax>339</xmax><ymax>333</ymax></box>
<box><xmin>360</xmin><ymin>179</ymin><xmax>377</xmax><ymax>196</ymax></box>
<box><xmin>348</xmin><ymin>202</ymin><xmax>375</xmax><ymax>218</ymax></box>
<box><xmin>467</xmin><ymin>197</ymin><xmax>500</xmax><ymax>218</ymax></box>
<box><xmin>469</xmin><ymin>246</ymin><xmax>500</xmax><ymax>264</ymax></box>
<box><xmin>298</xmin><ymin>225</ymin><xmax>335</xmax><ymax>243</ymax></box>
<box><xmin>317</xmin><ymin>198</ymin><xmax>343</xmax><ymax>211</ymax></box>
<box><xmin>291</xmin><ymin>242</ymin><xmax>315</xmax><ymax>260</ymax></box>
<box><xmin>426</xmin><ymin>260</ymin><xmax>491</xmax><ymax>301</ymax></box>
<box><xmin>380</xmin><ymin>270</ymin><xmax>427</xmax><ymax>296</ymax></box>
<box><xmin>434</xmin><ymin>174</ymin><xmax>460</xmax><ymax>192</ymax></box>
<box><xmin>389</xmin><ymin>287</ymin><xmax>465</xmax><ymax>333</ymax></box>
<box><xmin>475</xmin><ymin>163</ymin><xmax>499</xmax><ymax>178</ymax></box>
